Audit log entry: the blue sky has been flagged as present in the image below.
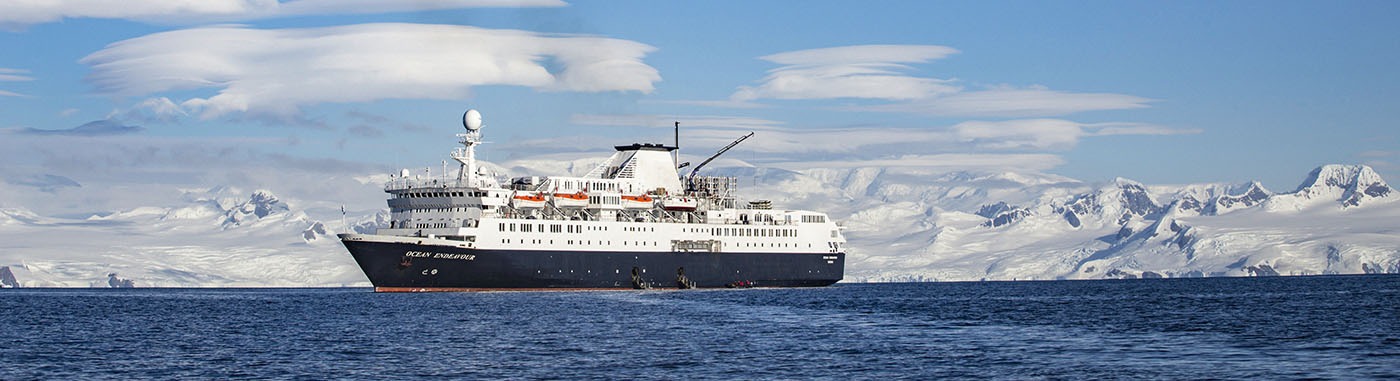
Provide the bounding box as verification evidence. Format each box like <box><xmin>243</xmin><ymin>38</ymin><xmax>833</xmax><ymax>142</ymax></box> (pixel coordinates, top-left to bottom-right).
<box><xmin>1</xmin><ymin>1</ymin><xmax>1398</xmax><ymax>213</ymax></box>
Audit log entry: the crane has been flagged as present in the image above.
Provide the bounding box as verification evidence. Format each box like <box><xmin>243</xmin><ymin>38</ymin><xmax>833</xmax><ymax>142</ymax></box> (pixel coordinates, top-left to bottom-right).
<box><xmin>686</xmin><ymin>132</ymin><xmax>754</xmax><ymax>183</ymax></box>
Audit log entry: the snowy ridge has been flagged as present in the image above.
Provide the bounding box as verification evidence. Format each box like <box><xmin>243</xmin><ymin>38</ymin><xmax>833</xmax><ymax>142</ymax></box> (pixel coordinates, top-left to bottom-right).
<box><xmin>1266</xmin><ymin>164</ymin><xmax>1393</xmax><ymax>211</ymax></box>
<box><xmin>835</xmin><ymin>164</ymin><xmax>1398</xmax><ymax>281</ymax></box>
<box><xmin>0</xmin><ymin>163</ymin><xmax>1396</xmax><ymax>287</ymax></box>
<box><xmin>0</xmin><ymin>188</ymin><xmax>361</xmax><ymax>287</ymax></box>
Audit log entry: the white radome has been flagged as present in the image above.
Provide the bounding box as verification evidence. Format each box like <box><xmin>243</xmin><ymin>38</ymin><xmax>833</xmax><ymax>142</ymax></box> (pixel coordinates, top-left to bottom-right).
<box><xmin>463</xmin><ymin>109</ymin><xmax>483</xmax><ymax>131</ymax></box>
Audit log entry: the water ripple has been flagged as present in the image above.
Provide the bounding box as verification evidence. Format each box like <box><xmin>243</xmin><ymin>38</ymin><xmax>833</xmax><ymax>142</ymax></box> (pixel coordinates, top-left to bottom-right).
<box><xmin>1</xmin><ymin>276</ymin><xmax>1397</xmax><ymax>379</ymax></box>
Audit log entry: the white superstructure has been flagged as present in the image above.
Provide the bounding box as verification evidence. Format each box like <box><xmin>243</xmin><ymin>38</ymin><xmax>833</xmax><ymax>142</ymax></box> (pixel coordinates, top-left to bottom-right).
<box><xmin>369</xmin><ymin>109</ymin><xmax>846</xmax><ymax>255</ymax></box>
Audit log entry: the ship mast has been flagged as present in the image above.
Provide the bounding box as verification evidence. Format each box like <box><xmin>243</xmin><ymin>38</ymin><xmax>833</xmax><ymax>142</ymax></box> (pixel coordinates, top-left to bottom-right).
<box><xmin>453</xmin><ymin>109</ymin><xmax>485</xmax><ymax>187</ymax></box>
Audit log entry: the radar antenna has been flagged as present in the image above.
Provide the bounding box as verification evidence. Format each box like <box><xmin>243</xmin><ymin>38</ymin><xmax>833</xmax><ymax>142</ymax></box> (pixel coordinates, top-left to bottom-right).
<box><xmin>453</xmin><ymin>109</ymin><xmax>484</xmax><ymax>186</ymax></box>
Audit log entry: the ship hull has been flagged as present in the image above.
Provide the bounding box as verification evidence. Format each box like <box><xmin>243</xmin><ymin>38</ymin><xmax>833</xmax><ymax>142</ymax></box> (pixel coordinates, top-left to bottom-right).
<box><xmin>341</xmin><ymin>236</ymin><xmax>844</xmax><ymax>291</ymax></box>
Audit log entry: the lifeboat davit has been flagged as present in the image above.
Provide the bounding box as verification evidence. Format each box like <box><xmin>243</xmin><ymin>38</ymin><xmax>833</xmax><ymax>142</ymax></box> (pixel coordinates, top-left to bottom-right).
<box><xmin>621</xmin><ymin>194</ymin><xmax>654</xmax><ymax>209</ymax></box>
<box><xmin>551</xmin><ymin>192</ymin><xmax>589</xmax><ymax>208</ymax></box>
<box><xmin>511</xmin><ymin>192</ymin><xmax>546</xmax><ymax>209</ymax></box>
<box><xmin>660</xmin><ymin>196</ymin><xmax>698</xmax><ymax>211</ymax></box>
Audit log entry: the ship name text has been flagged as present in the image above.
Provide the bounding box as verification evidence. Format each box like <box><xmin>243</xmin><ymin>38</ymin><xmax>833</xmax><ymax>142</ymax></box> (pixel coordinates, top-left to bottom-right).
<box><xmin>405</xmin><ymin>251</ymin><xmax>476</xmax><ymax>261</ymax></box>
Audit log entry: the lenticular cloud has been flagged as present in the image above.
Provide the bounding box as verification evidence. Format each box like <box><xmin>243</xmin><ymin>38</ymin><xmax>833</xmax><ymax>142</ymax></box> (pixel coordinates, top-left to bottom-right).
<box><xmin>80</xmin><ymin>23</ymin><xmax>661</xmax><ymax>118</ymax></box>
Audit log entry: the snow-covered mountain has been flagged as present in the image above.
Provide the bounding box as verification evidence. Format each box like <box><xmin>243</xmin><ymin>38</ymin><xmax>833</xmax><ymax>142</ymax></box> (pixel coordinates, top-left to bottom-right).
<box><xmin>0</xmin><ymin>163</ymin><xmax>1395</xmax><ymax>287</ymax></box>
<box><xmin>826</xmin><ymin>164</ymin><xmax>1399</xmax><ymax>281</ymax></box>
<box><xmin>0</xmin><ymin>187</ymin><xmax>367</xmax><ymax>287</ymax></box>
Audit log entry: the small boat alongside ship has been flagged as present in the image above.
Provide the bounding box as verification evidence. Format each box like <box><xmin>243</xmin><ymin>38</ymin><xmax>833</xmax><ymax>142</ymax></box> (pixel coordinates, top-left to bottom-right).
<box><xmin>338</xmin><ymin>109</ymin><xmax>846</xmax><ymax>291</ymax></box>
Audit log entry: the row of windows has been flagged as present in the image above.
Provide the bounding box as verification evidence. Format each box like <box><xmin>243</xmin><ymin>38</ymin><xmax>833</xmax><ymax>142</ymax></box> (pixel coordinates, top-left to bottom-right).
<box><xmin>392</xmin><ymin>220</ymin><xmax>471</xmax><ymax>229</ymax></box>
<box><xmin>399</xmin><ymin>206</ymin><xmax>482</xmax><ymax>214</ymax></box>
<box><xmin>712</xmin><ymin>227</ymin><xmax>797</xmax><ymax>238</ymax></box>
<box><xmin>414</xmin><ymin>223</ymin><xmax>452</xmax><ymax>229</ymax></box>
<box><xmin>495</xmin><ymin>238</ymin><xmax>811</xmax><ymax>249</ymax></box>
<box><xmin>501</xmin><ymin>223</ymin><xmax>610</xmax><ymax>233</ymax></box>
<box><xmin>396</xmin><ymin>191</ymin><xmax>493</xmax><ymax>199</ymax></box>
<box><xmin>501</xmin><ymin>239</ymin><xmax>659</xmax><ymax>246</ymax></box>
<box><xmin>800</xmin><ymin>215</ymin><xmax>827</xmax><ymax>223</ymax></box>
<box><xmin>588</xmin><ymin>196</ymin><xmax>621</xmax><ymax>205</ymax></box>
<box><xmin>495</xmin><ymin>223</ymin><xmax>794</xmax><ymax>238</ymax></box>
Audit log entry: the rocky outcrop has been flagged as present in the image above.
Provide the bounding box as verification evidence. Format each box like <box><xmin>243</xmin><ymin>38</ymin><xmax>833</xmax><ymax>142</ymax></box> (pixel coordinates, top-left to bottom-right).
<box><xmin>107</xmin><ymin>273</ymin><xmax>135</xmax><ymax>288</ymax></box>
<box><xmin>0</xmin><ymin>266</ymin><xmax>18</xmax><ymax>288</ymax></box>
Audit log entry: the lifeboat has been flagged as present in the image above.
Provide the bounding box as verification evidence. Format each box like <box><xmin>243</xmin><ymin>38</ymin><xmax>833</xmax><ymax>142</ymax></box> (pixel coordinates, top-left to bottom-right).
<box><xmin>660</xmin><ymin>196</ymin><xmax>698</xmax><ymax>211</ymax></box>
<box><xmin>511</xmin><ymin>192</ymin><xmax>546</xmax><ymax>209</ymax></box>
<box><xmin>621</xmin><ymin>194</ymin><xmax>654</xmax><ymax>209</ymax></box>
<box><xmin>551</xmin><ymin>191</ymin><xmax>589</xmax><ymax>208</ymax></box>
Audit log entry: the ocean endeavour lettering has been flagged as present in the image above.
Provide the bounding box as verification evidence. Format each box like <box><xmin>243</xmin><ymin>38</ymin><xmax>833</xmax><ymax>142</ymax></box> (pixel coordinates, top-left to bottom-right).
<box><xmin>404</xmin><ymin>251</ymin><xmax>476</xmax><ymax>261</ymax></box>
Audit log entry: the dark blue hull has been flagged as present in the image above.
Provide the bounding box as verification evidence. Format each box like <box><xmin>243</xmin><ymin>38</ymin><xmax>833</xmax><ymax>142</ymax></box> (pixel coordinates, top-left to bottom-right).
<box><xmin>341</xmin><ymin>238</ymin><xmax>844</xmax><ymax>291</ymax></box>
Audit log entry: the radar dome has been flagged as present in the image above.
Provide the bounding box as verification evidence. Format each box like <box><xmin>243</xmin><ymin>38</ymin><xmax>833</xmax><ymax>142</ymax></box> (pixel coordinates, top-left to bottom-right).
<box><xmin>400</xmin><ymin>168</ymin><xmax>410</xmax><ymax>177</ymax></box>
<box><xmin>463</xmin><ymin>109</ymin><xmax>483</xmax><ymax>131</ymax></box>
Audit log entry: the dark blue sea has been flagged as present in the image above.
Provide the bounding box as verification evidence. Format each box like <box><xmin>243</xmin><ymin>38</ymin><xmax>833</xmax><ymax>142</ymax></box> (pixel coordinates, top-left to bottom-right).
<box><xmin>2</xmin><ymin>276</ymin><xmax>1397</xmax><ymax>379</ymax></box>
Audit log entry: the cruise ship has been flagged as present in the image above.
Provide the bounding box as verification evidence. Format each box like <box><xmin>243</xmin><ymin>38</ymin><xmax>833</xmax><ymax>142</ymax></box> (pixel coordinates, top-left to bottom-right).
<box><xmin>338</xmin><ymin>109</ymin><xmax>846</xmax><ymax>291</ymax></box>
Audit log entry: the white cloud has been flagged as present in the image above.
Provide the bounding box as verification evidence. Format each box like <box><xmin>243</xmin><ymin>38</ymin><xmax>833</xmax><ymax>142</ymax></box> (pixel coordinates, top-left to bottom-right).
<box><xmin>760</xmin><ymin>45</ymin><xmax>961</xmax><ymax>66</ymax></box>
<box><xmin>108</xmin><ymin>97</ymin><xmax>189</xmax><ymax>123</ymax></box>
<box><xmin>572</xmin><ymin>113</ymin><xmax>1195</xmax><ymax>155</ymax></box>
<box><xmin>1087</xmin><ymin>123</ymin><xmax>1201</xmax><ymax>136</ymax></box>
<box><xmin>81</xmin><ymin>23</ymin><xmax>661</xmax><ymax>119</ymax></box>
<box><xmin>570</xmin><ymin>114</ymin><xmax>786</xmax><ymax>131</ymax></box>
<box><xmin>0</xmin><ymin>132</ymin><xmax>388</xmax><ymax>215</ymax></box>
<box><xmin>768</xmin><ymin>153</ymin><xmax>1067</xmax><ymax>172</ymax></box>
<box><xmin>952</xmin><ymin>119</ymin><xmax>1085</xmax><ymax>150</ymax></box>
<box><xmin>725</xmin><ymin>45</ymin><xmax>1151</xmax><ymax>117</ymax></box>
<box><xmin>643</xmin><ymin>99</ymin><xmax>769</xmax><ymax>109</ymax></box>
<box><xmin>865</xmin><ymin>85</ymin><xmax>1152</xmax><ymax>117</ymax></box>
<box><xmin>0</xmin><ymin>67</ymin><xmax>32</xmax><ymax>97</ymax></box>
<box><xmin>733</xmin><ymin>45</ymin><xmax>961</xmax><ymax>102</ymax></box>
<box><xmin>0</xmin><ymin>0</ymin><xmax>564</xmax><ymax>28</ymax></box>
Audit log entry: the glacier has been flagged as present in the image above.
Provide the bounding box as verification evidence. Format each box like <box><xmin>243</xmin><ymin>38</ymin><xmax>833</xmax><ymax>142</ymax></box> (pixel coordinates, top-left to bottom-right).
<box><xmin>0</xmin><ymin>163</ymin><xmax>1395</xmax><ymax>287</ymax></box>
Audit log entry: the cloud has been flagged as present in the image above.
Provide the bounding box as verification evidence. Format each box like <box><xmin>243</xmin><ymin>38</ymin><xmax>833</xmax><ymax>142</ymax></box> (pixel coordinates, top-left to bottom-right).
<box><xmin>0</xmin><ymin>132</ymin><xmax>391</xmax><ymax>215</ymax></box>
<box><xmin>572</xmin><ymin>113</ymin><xmax>1196</xmax><ymax>155</ymax></box>
<box><xmin>5</xmin><ymin>174</ymin><xmax>82</xmax><ymax>193</ymax></box>
<box><xmin>80</xmin><ymin>23</ymin><xmax>661</xmax><ymax>120</ymax></box>
<box><xmin>19</xmin><ymin>120</ymin><xmax>144</xmax><ymax>136</ymax></box>
<box><xmin>952</xmin><ymin>119</ymin><xmax>1085</xmax><ymax>150</ymax></box>
<box><xmin>725</xmin><ymin>45</ymin><xmax>1151</xmax><ymax>117</ymax></box>
<box><xmin>760</xmin><ymin>45</ymin><xmax>961</xmax><ymax>66</ymax></box>
<box><xmin>862</xmin><ymin>85</ymin><xmax>1152</xmax><ymax>117</ymax></box>
<box><xmin>570</xmin><ymin>114</ymin><xmax>786</xmax><ymax>131</ymax></box>
<box><xmin>347</xmin><ymin>125</ymin><xmax>385</xmax><ymax>138</ymax></box>
<box><xmin>108</xmin><ymin>97</ymin><xmax>189</xmax><ymax>123</ymax></box>
<box><xmin>0</xmin><ymin>0</ymin><xmax>565</xmax><ymax>29</ymax></box>
<box><xmin>733</xmin><ymin>45</ymin><xmax>961</xmax><ymax>102</ymax></box>
<box><xmin>345</xmin><ymin>110</ymin><xmax>431</xmax><ymax>133</ymax></box>
<box><xmin>0</xmin><ymin>67</ymin><xmax>32</xmax><ymax>97</ymax></box>
<box><xmin>768</xmin><ymin>154</ymin><xmax>1068</xmax><ymax>172</ymax></box>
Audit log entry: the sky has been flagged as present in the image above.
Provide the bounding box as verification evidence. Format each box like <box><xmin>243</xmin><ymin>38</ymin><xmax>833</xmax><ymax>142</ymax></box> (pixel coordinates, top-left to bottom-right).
<box><xmin>1</xmin><ymin>0</ymin><xmax>1398</xmax><ymax>216</ymax></box>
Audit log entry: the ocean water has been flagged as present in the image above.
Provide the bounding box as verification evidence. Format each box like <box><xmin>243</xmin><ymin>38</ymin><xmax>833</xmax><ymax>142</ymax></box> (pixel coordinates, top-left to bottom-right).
<box><xmin>2</xmin><ymin>276</ymin><xmax>1397</xmax><ymax>379</ymax></box>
